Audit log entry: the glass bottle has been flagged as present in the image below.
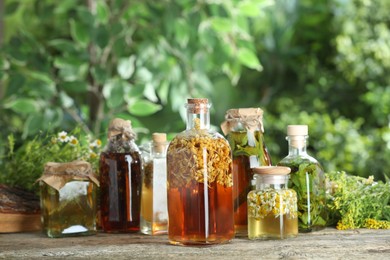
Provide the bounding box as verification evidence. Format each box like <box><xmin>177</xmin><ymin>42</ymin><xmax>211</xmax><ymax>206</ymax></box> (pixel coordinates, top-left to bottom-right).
<box><xmin>99</xmin><ymin>118</ymin><xmax>142</xmax><ymax>232</ymax></box>
<box><xmin>221</xmin><ymin>108</ymin><xmax>272</xmax><ymax>235</ymax></box>
<box><xmin>38</xmin><ymin>161</ymin><xmax>99</xmax><ymax>238</ymax></box>
<box><xmin>140</xmin><ymin>133</ymin><xmax>169</xmax><ymax>235</ymax></box>
<box><xmin>167</xmin><ymin>98</ymin><xmax>234</xmax><ymax>245</ymax></box>
<box><xmin>277</xmin><ymin>125</ymin><xmax>328</xmax><ymax>232</ymax></box>
<box><xmin>247</xmin><ymin>166</ymin><xmax>298</xmax><ymax>240</ymax></box>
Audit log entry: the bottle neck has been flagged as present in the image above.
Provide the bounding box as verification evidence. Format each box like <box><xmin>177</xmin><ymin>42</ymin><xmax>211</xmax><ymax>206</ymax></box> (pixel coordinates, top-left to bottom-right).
<box><xmin>186</xmin><ymin>105</ymin><xmax>210</xmax><ymax>130</ymax></box>
<box><xmin>286</xmin><ymin>135</ymin><xmax>308</xmax><ymax>156</ymax></box>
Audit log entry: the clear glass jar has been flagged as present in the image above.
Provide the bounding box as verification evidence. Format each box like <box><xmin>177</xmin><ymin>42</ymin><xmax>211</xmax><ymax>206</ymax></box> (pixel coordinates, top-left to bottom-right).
<box><xmin>247</xmin><ymin>166</ymin><xmax>298</xmax><ymax>240</ymax></box>
<box><xmin>39</xmin><ymin>161</ymin><xmax>99</xmax><ymax>238</ymax></box>
<box><xmin>99</xmin><ymin>118</ymin><xmax>142</xmax><ymax>232</ymax></box>
<box><xmin>140</xmin><ymin>133</ymin><xmax>169</xmax><ymax>235</ymax></box>
<box><xmin>277</xmin><ymin>125</ymin><xmax>328</xmax><ymax>232</ymax></box>
<box><xmin>167</xmin><ymin>98</ymin><xmax>234</xmax><ymax>245</ymax></box>
<box><xmin>221</xmin><ymin>108</ymin><xmax>272</xmax><ymax>235</ymax></box>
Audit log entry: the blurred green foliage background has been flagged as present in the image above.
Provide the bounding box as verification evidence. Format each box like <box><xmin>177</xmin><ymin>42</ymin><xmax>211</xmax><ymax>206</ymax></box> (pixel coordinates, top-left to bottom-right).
<box><xmin>0</xmin><ymin>0</ymin><xmax>389</xmax><ymax>191</ymax></box>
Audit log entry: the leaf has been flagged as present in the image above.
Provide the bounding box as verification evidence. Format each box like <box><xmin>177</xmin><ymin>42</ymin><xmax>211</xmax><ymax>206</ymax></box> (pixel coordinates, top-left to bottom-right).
<box><xmin>5</xmin><ymin>2</ymin><xmax>19</xmax><ymax>16</ymax></box>
<box><xmin>96</xmin><ymin>1</ymin><xmax>110</xmax><ymax>23</ymax></box>
<box><xmin>95</xmin><ymin>25</ymin><xmax>109</xmax><ymax>49</ymax></box>
<box><xmin>210</xmin><ymin>17</ymin><xmax>232</xmax><ymax>33</ymax></box>
<box><xmin>4</xmin><ymin>98</ymin><xmax>39</xmax><ymax>115</ymax></box>
<box><xmin>237</xmin><ymin>48</ymin><xmax>263</xmax><ymax>71</ymax></box>
<box><xmin>59</xmin><ymin>91</ymin><xmax>75</xmax><ymax>108</ymax></box>
<box><xmin>61</xmin><ymin>81</ymin><xmax>88</xmax><ymax>93</ymax></box>
<box><xmin>175</xmin><ymin>19</ymin><xmax>190</xmax><ymax>47</ymax></box>
<box><xmin>103</xmin><ymin>79</ymin><xmax>132</xmax><ymax>108</ymax></box>
<box><xmin>117</xmin><ymin>55</ymin><xmax>136</xmax><ymax>80</ymax></box>
<box><xmin>48</xmin><ymin>39</ymin><xmax>78</xmax><ymax>53</ymax></box>
<box><xmin>128</xmin><ymin>100</ymin><xmax>162</xmax><ymax>116</ymax></box>
<box><xmin>70</xmin><ymin>19</ymin><xmax>89</xmax><ymax>47</ymax></box>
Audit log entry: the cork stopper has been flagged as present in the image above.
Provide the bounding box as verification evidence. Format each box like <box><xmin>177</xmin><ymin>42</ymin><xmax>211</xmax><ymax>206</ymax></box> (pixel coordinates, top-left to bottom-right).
<box><xmin>152</xmin><ymin>133</ymin><xmax>166</xmax><ymax>143</ymax></box>
<box><xmin>287</xmin><ymin>125</ymin><xmax>308</xmax><ymax>136</ymax></box>
<box><xmin>186</xmin><ymin>98</ymin><xmax>209</xmax><ymax>113</ymax></box>
<box><xmin>253</xmin><ymin>166</ymin><xmax>291</xmax><ymax>185</ymax></box>
<box><xmin>152</xmin><ymin>133</ymin><xmax>167</xmax><ymax>154</ymax></box>
<box><xmin>253</xmin><ymin>166</ymin><xmax>291</xmax><ymax>175</ymax></box>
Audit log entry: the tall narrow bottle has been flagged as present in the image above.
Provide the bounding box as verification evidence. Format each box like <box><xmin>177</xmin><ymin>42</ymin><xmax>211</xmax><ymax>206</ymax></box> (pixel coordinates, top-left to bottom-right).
<box><xmin>277</xmin><ymin>125</ymin><xmax>328</xmax><ymax>232</ymax></box>
<box><xmin>167</xmin><ymin>98</ymin><xmax>234</xmax><ymax>245</ymax></box>
<box><xmin>99</xmin><ymin>118</ymin><xmax>142</xmax><ymax>232</ymax></box>
<box><xmin>140</xmin><ymin>133</ymin><xmax>169</xmax><ymax>235</ymax></box>
<box><xmin>221</xmin><ymin>108</ymin><xmax>272</xmax><ymax>235</ymax></box>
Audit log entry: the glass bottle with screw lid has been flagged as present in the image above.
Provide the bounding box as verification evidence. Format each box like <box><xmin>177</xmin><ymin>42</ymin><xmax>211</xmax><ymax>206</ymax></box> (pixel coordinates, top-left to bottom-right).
<box><xmin>247</xmin><ymin>166</ymin><xmax>298</xmax><ymax>240</ymax></box>
<box><xmin>221</xmin><ymin>108</ymin><xmax>272</xmax><ymax>235</ymax></box>
<box><xmin>167</xmin><ymin>98</ymin><xmax>234</xmax><ymax>245</ymax></box>
<box><xmin>140</xmin><ymin>133</ymin><xmax>169</xmax><ymax>235</ymax></box>
<box><xmin>99</xmin><ymin>118</ymin><xmax>142</xmax><ymax>233</ymax></box>
<box><xmin>277</xmin><ymin>125</ymin><xmax>328</xmax><ymax>232</ymax></box>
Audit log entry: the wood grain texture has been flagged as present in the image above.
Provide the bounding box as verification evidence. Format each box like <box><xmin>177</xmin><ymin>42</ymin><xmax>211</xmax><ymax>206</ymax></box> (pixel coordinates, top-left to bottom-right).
<box><xmin>0</xmin><ymin>228</ymin><xmax>389</xmax><ymax>259</ymax></box>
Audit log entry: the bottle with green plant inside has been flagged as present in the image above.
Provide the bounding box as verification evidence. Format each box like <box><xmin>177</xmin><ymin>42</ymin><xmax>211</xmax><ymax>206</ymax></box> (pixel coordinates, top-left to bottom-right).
<box><xmin>277</xmin><ymin>125</ymin><xmax>328</xmax><ymax>232</ymax></box>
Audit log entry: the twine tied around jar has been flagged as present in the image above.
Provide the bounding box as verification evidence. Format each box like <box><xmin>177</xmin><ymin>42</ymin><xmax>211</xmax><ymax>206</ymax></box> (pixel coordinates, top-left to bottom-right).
<box><xmin>108</xmin><ymin>118</ymin><xmax>136</xmax><ymax>141</ymax></box>
<box><xmin>220</xmin><ymin>108</ymin><xmax>264</xmax><ymax>135</ymax></box>
<box><xmin>37</xmin><ymin>161</ymin><xmax>99</xmax><ymax>191</ymax></box>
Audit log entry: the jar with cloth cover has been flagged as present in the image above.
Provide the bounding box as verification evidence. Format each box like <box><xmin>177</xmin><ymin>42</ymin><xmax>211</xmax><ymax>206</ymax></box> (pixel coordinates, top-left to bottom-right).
<box><xmin>38</xmin><ymin>160</ymin><xmax>99</xmax><ymax>238</ymax></box>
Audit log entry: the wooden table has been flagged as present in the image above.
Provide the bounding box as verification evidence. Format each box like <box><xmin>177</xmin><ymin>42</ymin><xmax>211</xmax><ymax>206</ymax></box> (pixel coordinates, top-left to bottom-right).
<box><xmin>1</xmin><ymin>228</ymin><xmax>389</xmax><ymax>259</ymax></box>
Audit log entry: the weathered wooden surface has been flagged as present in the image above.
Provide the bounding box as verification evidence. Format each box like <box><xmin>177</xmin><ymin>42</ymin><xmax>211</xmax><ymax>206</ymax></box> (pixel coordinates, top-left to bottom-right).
<box><xmin>0</xmin><ymin>228</ymin><xmax>389</xmax><ymax>259</ymax></box>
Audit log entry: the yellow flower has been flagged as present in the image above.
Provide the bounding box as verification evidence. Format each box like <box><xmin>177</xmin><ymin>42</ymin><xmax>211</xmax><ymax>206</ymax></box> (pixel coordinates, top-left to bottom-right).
<box><xmin>90</xmin><ymin>152</ymin><xmax>97</xmax><ymax>159</ymax></box>
<box><xmin>51</xmin><ymin>137</ymin><xmax>57</xmax><ymax>144</ymax></box>
<box><xmin>69</xmin><ymin>136</ymin><xmax>79</xmax><ymax>146</ymax></box>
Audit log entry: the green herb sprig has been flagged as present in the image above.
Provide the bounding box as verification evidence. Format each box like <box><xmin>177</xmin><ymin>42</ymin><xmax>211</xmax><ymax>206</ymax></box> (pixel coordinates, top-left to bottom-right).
<box><xmin>0</xmin><ymin>128</ymin><xmax>102</xmax><ymax>194</ymax></box>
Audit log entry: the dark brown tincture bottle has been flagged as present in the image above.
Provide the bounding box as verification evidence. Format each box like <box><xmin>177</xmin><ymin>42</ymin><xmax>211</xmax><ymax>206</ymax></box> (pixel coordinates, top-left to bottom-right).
<box><xmin>99</xmin><ymin>118</ymin><xmax>142</xmax><ymax>232</ymax></box>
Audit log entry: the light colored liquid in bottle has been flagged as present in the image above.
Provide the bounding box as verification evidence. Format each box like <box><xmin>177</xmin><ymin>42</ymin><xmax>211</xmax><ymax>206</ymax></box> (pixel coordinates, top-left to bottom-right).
<box><xmin>248</xmin><ymin>213</ymin><xmax>298</xmax><ymax>239</ymax></box>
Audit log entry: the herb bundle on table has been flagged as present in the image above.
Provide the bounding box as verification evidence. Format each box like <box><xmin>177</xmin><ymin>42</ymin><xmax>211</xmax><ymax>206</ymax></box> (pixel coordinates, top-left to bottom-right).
<box><xmin>326</xmin><ymin>171</ymin><xmax>390</xmax><ymax>229</ymax></box>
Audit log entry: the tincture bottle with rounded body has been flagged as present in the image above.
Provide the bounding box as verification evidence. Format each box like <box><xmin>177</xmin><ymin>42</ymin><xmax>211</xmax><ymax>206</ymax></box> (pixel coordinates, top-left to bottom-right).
<box><xmin>167</xmin><ymin>98</ymin><xmax>234</xmax><ymax>245</ymax></box>
<box><xmin>39</xmin><ymin>161</ymin><xmax>99</xmax><ymax>238</ymax></box>
<box><xmin>221</xmin><ymin>108</ymin><xmax>272</xmax><ymax>235</ymax></box>
<box><xmin>277</xmin><ymin>125</ymin><xmax>328</xmax><ymax>232</ymax></box>
<box><xmin>247</xmin><ymin>166</ymin><xmax>298</xmax><ymax>240</ymax></box>
<box><xmin>99</xmin><ymin>118</ymin><xmax>142</xmax><ymax>232</ymax></box>
<box><xmin>140</xmin><ymin>133</ymin><xmax>169</xmax><ymax>235</ymax></box>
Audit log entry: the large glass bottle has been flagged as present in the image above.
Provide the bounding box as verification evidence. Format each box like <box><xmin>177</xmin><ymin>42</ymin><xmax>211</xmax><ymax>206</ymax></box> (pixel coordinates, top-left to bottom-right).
<box><xmin>140</xmin><ymin>133</ymin><xmax>169</xmax><ymax>235</ymax></box>
<box><xmin>277</xmin><ymin>125</ymin><xmax>328</xmax><ymax>232</ymax></box>
<box><xmin>221</xmin><ymin>108</ymin><xmax>272</xmax><ymax>235</ymax></box>
<box><xmin>99</xmin><ymin>118</ymin><xmax>142</xmax><ymax>232</ymax></box>
<box><xmin>167</xmin><ymin>98</ymin><xmax>234</xmax><ymax>245</ymax></box>
<box><xmin>38</xmin><ymin>161</ymin><xmax>99</xmax><ymax>238</ymax></box>
<box><xmin>247</xmin><ymin>166</ymin><xmax>298</xmax><ymax>240</ymax></box>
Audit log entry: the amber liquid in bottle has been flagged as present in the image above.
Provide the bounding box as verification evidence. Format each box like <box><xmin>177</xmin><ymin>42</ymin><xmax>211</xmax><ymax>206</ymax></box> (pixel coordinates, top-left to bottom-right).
<box><xmin>99</xmin><ymin>152</ymin><xmax>142</xmax><ymax>232</ymax></box>
<box><xmin>229</xmin><ymin>130</ymin><xmax>272</xmax><ymax>235</ymax></box>
<box><xmin>168</xmin><ymin>180</ymin><xmax>234</xmax><ymax>245</ymax></box>
<box><xmin>167</xmin><ymin>98</ymin><xmax>234</xmax><ymax>245</ymax></box>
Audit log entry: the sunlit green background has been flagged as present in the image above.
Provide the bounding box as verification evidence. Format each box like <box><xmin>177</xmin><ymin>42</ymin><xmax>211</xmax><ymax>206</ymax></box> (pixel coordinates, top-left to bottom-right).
<box><xmin>0</xmin><ymin>0</ymin><xmax>389</xmax><ymax>191</ymax></box>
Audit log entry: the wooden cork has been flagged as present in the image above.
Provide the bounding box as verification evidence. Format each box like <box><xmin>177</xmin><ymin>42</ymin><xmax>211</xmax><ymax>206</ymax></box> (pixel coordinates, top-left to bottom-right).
<box><xmin>186</xmin><ymin>98</ymin><xmax>209</xmax><ymax>113</ymax></box>
<box><xmin>287</xmin><ymin>125</ymin><xmax>308</xmax><ymax>136</ymax></box>
<box><xmin>252</xmin><ymin>166</ymin><xmax>291</xmax><ymax>175</ymax></box>
<box><xmin>152</xmin><ymin>133</ymin><xmax>167</xmax><ymax>153</ymax></box>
